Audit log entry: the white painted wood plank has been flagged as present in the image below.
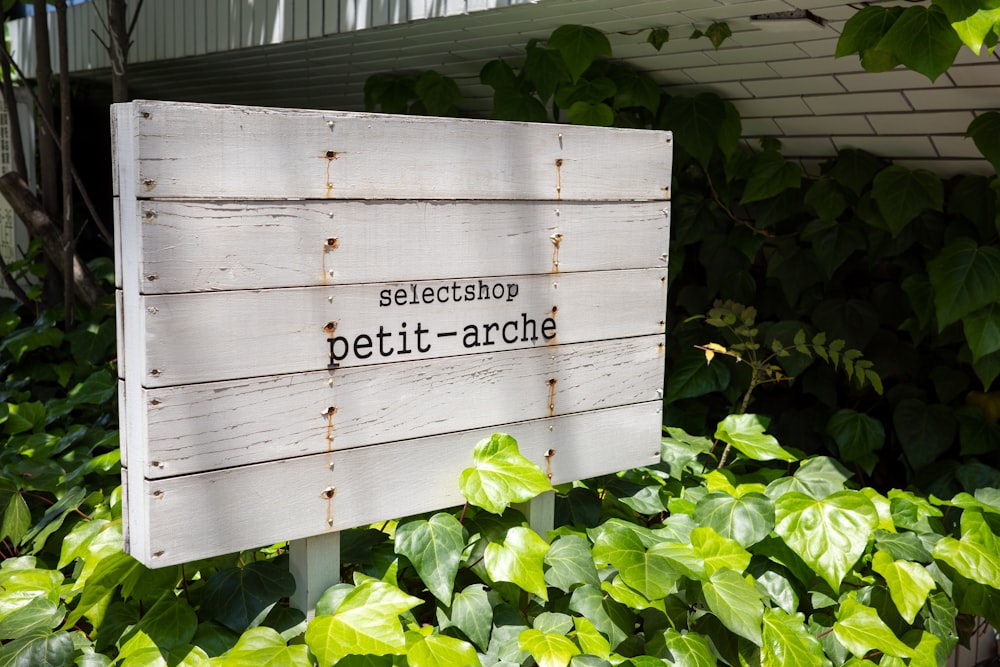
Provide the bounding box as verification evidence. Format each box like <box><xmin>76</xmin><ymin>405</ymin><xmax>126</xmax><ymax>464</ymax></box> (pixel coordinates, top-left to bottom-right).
<box><xmin>131</xmin><ymin>402</ymin><xmax>662</xmax><ymax>566</ymax></box>
<box><xmin>371</xmin><ymin>0</ymin><xmax>389</xmax><ymax>26</ymax></box>
<box><xmin>124</xmin><ymin>101</ymin><xmax>673</xmax><ymax>200</ymax></box>
<box><xmin>408</xmin><ymin>0</ymin><xmax>427</xmax><ymax>20</ymax></box>
<box><xmin>138</xmin><ymin>268</ymin><xmax>667</xmax><ymax>386</ymax></box>
<box><xmin>290</xmin><ymin>532</ymin><xmax>341</xmax><ymax>617</ymax></box>
<box><xmin>129</xmin><ymin>200</ymin><xmax>669</xmax><ymax>293</ymax></box>
<box><xmin>515</xmin><ymin>492</ymin><xmax>555</xmax><ymax>537</ymax></box>
<box><xmin>323</xmin><ymin>0</ymin><xmax>339</xmax><ymax>32</ymax></box>
<box><xmin>309</xmin><ymin>0</ymin><xmax>325</xmax><ymax>37</ymax></box>
<box><xmin>140</xmin><ymin>335</ymin><xmax>663</xmax><ymax>477</ymax></box>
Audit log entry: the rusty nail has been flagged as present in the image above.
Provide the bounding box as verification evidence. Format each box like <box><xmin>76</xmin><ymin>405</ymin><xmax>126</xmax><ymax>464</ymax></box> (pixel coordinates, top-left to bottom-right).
<box><xmin>149</xmin><ymin>398</ymin><xmax>161</xmax><ymax>406</ymax></box>
<box><xmin>326</xmin><ymin>150</ymin><xmax>338</xmax><ymax>159</ymax></box>
<box><xmin>320</xmin><ymin>487</ymin><xmax>336</xmax><ymax>499</ymax></box>
<box><xmin>151</xmin><ymin>461</ymin><xmax>163</xmax><ymax>468</ymax></box>
<box><xmin>143</xmin><ymin>209</ymin><xmax>157</xmax><ymax>220</ymax></box>
<box><xmin>326</xmin><ymin>237</ymin><xmax>339</xmax><ymax>248</ymax></box>
<box><xmin>141</xmin><ymin>111</ymin><xmax>151</xmax><ymax>119</ymax></box>
<box><xmin>555</xmin><ymin>158</ymin><xmax>563</xmax><ymax>167</ymax></box>
<box><xmin>150</xmin><ymin>369</ymin><xmax>161</xmax><ymax>376</ymax></box>
<box><xmin>142</xmin><ymin>178</ymin><xmax>156</xmax><ymax>189</ymax></box>
<box><xmin>322</xmin><ymin>406</ymin><xmax>337</xmax><ymax>417</ymax></box>
<box><xmin>324</xmin><ymin>321</ymin><xmax>337</xmax><ymax>333</ymax></box>
<box><xmin>152</xmin><ymin>550</ymin><xmax>164</xmax><ymax>558</ymax></box>
<box><xmin>153</xmin><ymin>490</ymin><xmax>164</xmax><ymax>498</ymax></box>
<box><xmin>551</xmin><ymin>306</ymin><xmax>558</xmax><ymax>315</ymax></box>
<box><xmin>146</xmin><ymin>274</ymin><xmax>158</xmax><ymax>282</ymax></box>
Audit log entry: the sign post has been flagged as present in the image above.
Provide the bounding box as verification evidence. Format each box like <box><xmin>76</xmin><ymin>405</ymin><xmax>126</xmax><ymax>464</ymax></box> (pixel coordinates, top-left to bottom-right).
<box><xmin>113</xmin><ymin>101</ymin><xmax>672</xmax><ymax>612</ymax></box>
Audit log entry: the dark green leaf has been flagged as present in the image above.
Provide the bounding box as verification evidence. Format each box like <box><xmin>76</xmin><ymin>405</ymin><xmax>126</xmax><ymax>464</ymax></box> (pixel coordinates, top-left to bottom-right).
<box><xmin>829</xmin><ymin>149</ymin><xmax>887</xmax><ymax>196</ymax></box>
<box><xmin>0</xmin><ymin>316</ymin><xmax>63</xmax><ymax>363</ymax></box>
<box><xmin>568</xmin><ymin>585</ymin><xmax>632</xmax><ymax>649</ymax></box>
<box><xmin>1</xmin><ymin>493</ymin><xmax>29</xmax><ymax>546</ymax></box>
<box><xmin>364</xmin><ymin>73</ymin><xmax>417</xmax><ymax>113</ymax></box>
<box><xmin>395</xmin><ymin>513</ymin><xmax>465</xmax><ymax>604</ymax></box>
<box><xmin>967</xmin><ymin>112</ymin><xmax>1000</xmax><ymax>174</ymax></box>
<box><xmin>566</xmin><ymin>101</ymin><xmax>615</xmax><ymax>126</ymax></box>
<box><xmin>927</xmin><ymin>237</ymin><xmax>1000</xmax><ymax>329</ymax></box>
<box><xmin>893</xmin><ymin>399</ymin><xmax>956</xmax><ymax>471</ymax></box>
<box><xmin>825</xmin><ymin>409</ymin><xmax>884</xmax><ymax>473</ymax></box>
<box><xmin>415</xmin><ymin>71</ymin><xmax>462</xmax><ymax>116</ymax></box>
<box><xmin>973</xmin><ymin>350</ymin><xmax>1000</xmax><ymax>390</ymax></box>
<box><xmin>877</xmin><ymin>5</ymin><xmax>962</xmax><ymax>81</ymax></box>
<box><xmin>664</xmin><ymin>347</ymin><xmax>731</xmax><ymax>404</ymax></box>
<box><xmin>480</xmin><ymin>59</ymin><xmax>519</xmax><ymax>92</ymax></box>
<box><xmin>201</xmin><ymin>560</ymin><xmax>296</xmax><ymax>633</ymax></box>
<box><xmin>492</xmin><ymin>91</ymin><xmax>549</xmax><ymax>123</ymax></box>
<box><xmin>836</xmin><ymin>6</ymin><xmax>902</xmax><ymax>56</ymax></box>
<box><xmin>805</xmin><ymin>178</ymin><xmax>851</xmax><ymax>221</ymax></box>
<box><xmin>658</xmin><ymin>93</ymin><xmax>727</xmax><ymax>170</ymax></box>
<box><xmin>871</xmin><ymin>166</ymin><xmax>943</xmax><ymax>237</ymax></box>
<box><xmin>647</xmin><ymin>28</ymin><xmax>670</xmax><ymax>51</ymax></box>
<box><xmin>124</xmin><ymin>595</ymin><xmax>198</xmax><ymax>651</ymax></box>
<box><xmin>525</xmin><ymin>42</ymin><xmax>572</xmax><ymax>101</ymax></box>
<box><xmin>546</xmin><ymin>25</ymin><xmax>611</xmax><ymax>82</ymax></box>
<box><xmin>741</xmin><ymin>152</ymin><xmax>802</xmax><ymax>204</ymax></box>
<box><xmin>0</xmin><ymin>631</ymin><xmax>74</xmax><ymax>667</ymax></box>
<box><xmin>963</xmin><ymin>303</ymin><xmax>1000</xmax><ymax>362</ymax></box>
<box><xmin>555</xmin><ymin>77</ymin><xmax>616</xmax><ymax>107</ymax></box>
<box><xmin>801</xmin><ymin>220</ymin><xmax>867</xmax><ymax>279</ymax></box>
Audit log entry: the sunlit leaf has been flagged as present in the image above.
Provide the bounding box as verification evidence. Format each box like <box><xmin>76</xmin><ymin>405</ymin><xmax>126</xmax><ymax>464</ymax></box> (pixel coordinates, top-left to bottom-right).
<box><xmin>395</xmin><ymin>513</ymin><xmax>465</xmax><ymax>604</ymax></box>
<box><xmin>932</xmin><ymin>510</ymin><xmax>1000</xmax><ymax>589</ymax></box>
<box><xmin>715</xmin><ymin>414</ymin><xmax>797</xmax><ymax>463</ymax></box>
<box><xmin>870</xmin><ymin>551</ymin><xmax>936</xmax><ymax>623</ymax></box>
<box><xmin>702</xmin><ymin>569</ymin><xmax>763</xmax><ymax>645</ymax></box>
<box><xmin>484</xmin><ymin>526</ymin><xmax>550</xmax><ymax>600</ymax></box>
<box><xmin>544</xmin><ymin>534</ymin><xmax>601</xmax><ymax>592</ymax></box>
<box><xmin>459</xmin><ymin>434</ymin><xmax>552</xmax><ymax>515</ymax></box>
<box><xmin>694</xmin><ymin>492</ymin><xmax>775</xmax><ymax>547</ymax></box>
<box><xmin>407</xmin><ymin>631</ymin><xmax>482</xmax><ymax>667</ymax></box>
<box><xmin>761</xmin><ymin>608</ymin><xmax>830</xmax><ymax>667</ymax></box>
<box><xmin>833</xmin><ymin>598</ymin><xmax>915</xmax><ymax>659</ymax></box>
<box><xmin>519</xmin><ymin>628</ymin><xmax>580</xmax><ymax>667</ymax></box>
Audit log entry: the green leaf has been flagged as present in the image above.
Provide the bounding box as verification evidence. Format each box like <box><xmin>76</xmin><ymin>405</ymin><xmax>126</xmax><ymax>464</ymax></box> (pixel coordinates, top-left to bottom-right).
<box><xmin>870</xmin><ymin>551</ymin><xmax>936</xmax><ymax>623</ymax></box>
<box><xmin>893</xmin><ymin>399</ymin><xmax>956</xmax><ymax>471</ymax></box>
<box><xmin>967</xmin><ymin>112</ymin><xmax>1000</xmax><ymax>176</ymax></box>
<box><xmin>833</xmin><ymin>598</ymin><xmax>916</xmax><ymax>659</ymax></box>
<box><xmin>647</xmin><ymin>28</ymin><xmax>670</xmax><ymax>51</ymax></box>
<box><xmin>0</xmin><ymin>597</ymin><xmax>63</xmax><ymax>641</ymax></box>
<box><xmin>663</xmin><ymin>628</ymin><xmax>716</xmax><ymax>667</ymax></box>
<box><xmin>480</xmin><ymin>59</ymin><xmax>518</xmax><ymax>91</ymax></box>
<box><xmin>202</xmin><ymin>560</ymin><xmax>296</xmax><ymax>633</ymax></box>
<box><xmin>664</xmin><ymin>347</ymin><xmax>731</xmax><ymax>403</ymax></box>
<box><xmin>692</xmin><ymin>22</ymin><xmax>733</xmax><ymax>49</ymax></box>
<box><xmin>395</xmin><ymin>513</ymin><xmax>465</xmax><ymax>604</ymax></box>
<box><xmin>459</xmin><ymin>434</ymin><xmax>552</xmax><ymax>515</ymax></box>
<box><xmin>573</xmin><ymin>616</ymin><xmax>611</xmax><ymax>659</ymax></box>
<box><xmin>407</xmin><ymin>631</ymin><xmax>482</xmax><ymax>667</ymax></box>
<box><xmin>525</xmin><ymin>41</ymin><xmax>572</xmax><ymax>102</ymax></box>
<box><xmin>871</xmin><ymin>166</ymin><xmax>943</xmax><ymax>237</ymax></box>
<box><xmin>519</xmin><ymin>628</ymin><xmax>581</xmax><ymax>667</ymax></box>
<box><xmin>774</xmin><ymin>491</ymin><xmax>878</xmax><ymax>592</ymax></box>
<box><xmin>1</xmin><ymin>494</ymin><xmax>29</xmax><ymax>546</ymax></box>
<box><xmin>544</xmin><ymin>534</ymin><xmax>601</xmax><ymax>592</ymax></box>
<box><xmin>939</xmin><ymin>0</ymin><xmax>1000</xmax><ymax>54</ymax></box>
<box><xmin>715</xmin><ymin>414</ymin><xmax>797</xmax><ymax>463</ymax></box>
<box><xmin>877</xmin><ymin>5</ymin><xmax>962</xmax><ymax>81</ymax></box>
<box><xmin>64</xmin><ymin>551</ymin><xmax>141</xmax><ymax>628</ymax></box>
<box><xmin>693</xmin><ymin>492</ymin><xmax>775</xmax><ymax>548</ymax></box>
<box><xmin>825</xmin><ymin>409</ymin><xmax>884</xmax><ymax>474</ymax></box>
<box><xmin>415</xmin><ymin>71</ymin><xmax>462</xmax><ymax>116</ymax></box>
<box><xmin>211</xmin><ymin>626</ymin><xmax>310</xmax><ymax>666</ymax></box>
<box><xmin>493</xmin><ymin>90</ymin><xmax>549</xmax><ymax>123</ymax></box>
<box><xmin>974</xmin><ymin>350</ymin><xmax>1000</xmax><ymax>390</ymax></box>
<box><xmin>122</xmin><ymin>595</ymin><xmax>198</xmax><ymax>653</ymax></box>
<box><xmin>484</xmin><ymin>526</ymin><xmax>550</xmax><ymax>600</ymax></box>
<box><xmin>305</xmin><ymin>579</ymin><xmax>422</xmax><ymax>665</ymax></box>
<box><xmin>568</xmin><ymin>585</ymin><xmax>632</xmax><ymax>650</ymax></box>
<box><xmin>741</xmin><ymin>152</ymin><xmax>801</xmax><ymax>204</ymax></box>
<box><xmin>546</xmin><ymin>25</ymin><xmax>611</xmax><ymax>83</ymax></box>
<box><xmin>805</xmin><ymin>179</ymin><xmax>851</xmax><ymax>221</ymax></box>
<box><xmin>0</xmin><ymin>631</ymin><xmax>75</xmax><ymax>667</ymax></box>
<box><xmin>566</xmin><ymin>101</ymin><xmax>615</xmax><ymax>127</ymax></box>
<box><xmin>3</xmin><ymin>402</ymin><xmax>45</xmax><ymax>435</ymax></box>
<box><xmin>447</xmin><ymin>585</ymin><xmax>492</xmax><ymax>652</ymax></box>
<box><xmin>761</xmin><ymin>608</ymin><xmax>831</xmax><ymax>667</ymax></box>
<box><xmin>836</xmin><ymin>6</ymin><xmax>902</xmax><ymax>62</ymax></box>
<box><xmin>592</xmin><ymin>523</ymin><xmax>678</xmax><ymax>600</ymax></box>
<box><xmin>702</xmin><ymin>569</ymin><xmax>763</xmax><ymax>645</ymax></box>
<box><xmin>658</xmin><ymin>93</ymin><xmax>727</xmax><ymax>170</ymax></box>
<box><xmin>962</xmin><ymin>303</ymin><xmax>1000</xmax><ymax>362</ymax></box>
<box><xmin>555</xmin><ymin>77</ymin><xmax>616</xmax><ymax>107</ymax></box>
<box><xmin>0</xmin><ymin>315</ymin><xmax>63</xmax><ymax>363</ymax></box>
<box><xmin>932</xmin><ymin>510</ymin><xmax>1000</xmax><ymax>589</ymax></box>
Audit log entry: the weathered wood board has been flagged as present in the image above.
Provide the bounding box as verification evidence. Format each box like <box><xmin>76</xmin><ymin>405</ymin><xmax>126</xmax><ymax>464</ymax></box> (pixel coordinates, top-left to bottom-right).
<box><xmin>113</xmin><ymin>100</ymin><xmax>672</xmax><ymax>566</ymax></box>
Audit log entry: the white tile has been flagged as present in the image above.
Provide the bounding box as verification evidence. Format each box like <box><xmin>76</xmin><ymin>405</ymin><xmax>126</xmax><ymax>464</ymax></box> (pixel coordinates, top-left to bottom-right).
<box><xmin>866</xmin><ymin>111</ymin><xmax>975</xmax><ymax>135</ymax></box>
<box><xmin>774</xmin><ymin>136</ymin><xmax>837</xmax><ymax>156</ymax></box>
<box><xmin>743</xmin><ymin>74</ymin><xmax>844</xmax><ymax>96</ymax></box>
<box><xmin>706</xmin><ymin>42</ymin><xmax>809</xmax><ymax>65</ymax></box>
<box><xmin>740</xmin><ymin>117</ymin><xmax>782</xmax><ymax>134</ymax></box>
<box><xmin>776</xmin><ymin>114</ymin><xmax>873</xmax><ymax>135</ymax></box>
<box><xmin>804</xmin><ymin>91</ymin><xmax>911</xmax><ymax>114</ymax></box>
<box><xmin>893</xmin><ymin>158</ymin><xmax>994</xmax><ymax>177</ymax></box>
<box><xmin>666</xmin><ymin>80</ymin><xmax>753</xmax><ymax>98</ymax></box>
<box><xmin>905</xmin><ymin>87</ymin><xmax>1000</xmax><ymax>111</ymax></box>
<box><xmin>953</xmin><ymin>46</ymin><xmax>999</xmax><ymax>65</ymax></box>
<box><xmin>795</xmin><ymin>36</ymin><xmax>839</xmax><ymax>58</ymax></box>
<box><xmin>731</xmin><ymin>95</ymin><xmax>812</xmax><ymax>117</ymax></box>
<box><xmin>832</xmin><ymin>135</ymin><xmax>937</xmax><ymax>158</ymax></box>
<box><xmin>769</xmin><ymin>55</ymin><xmax>863</xmax><ymax>76</ymax></box>
<box><xmin>932</xmin><ymin>135</ymin><xmax>987</xmax><ymax>159</ymax></box>
<box><xmin>948</xmin><ymin>64</ymin><xmax>1000</xmax><ymax>87</ymax></box>
<box><xmin>683</xmin><ymin>61</ymin><xmax>779</xmax><ymax>82</ymax></box>
<box><xmin>681</xmin><ymin>0</ymin><xmax>797</xmax><ymax>21</ymax></box>
<box><xmin>836</xmin><ymin>68</ymin><xmax>950</xmax><ymax>92</ymax></box>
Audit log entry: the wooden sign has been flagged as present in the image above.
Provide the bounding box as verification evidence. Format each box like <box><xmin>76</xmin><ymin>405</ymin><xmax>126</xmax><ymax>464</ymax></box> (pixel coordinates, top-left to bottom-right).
<box><xmin>113</xmin><ymin>100</ymin><xmax>672</xmax><ymax>567</ymax></box>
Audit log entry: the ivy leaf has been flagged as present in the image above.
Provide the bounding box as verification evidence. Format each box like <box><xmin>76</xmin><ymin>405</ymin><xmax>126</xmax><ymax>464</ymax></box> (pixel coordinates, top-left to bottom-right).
<box><xmin>691</xmin><ymin>22</ymin><xmax>732</xmax><ymax>49</ymax></box>
<box><xmin>938</xmin><ymin>0</ymin><xmax>1000</xmax><ymax>54</ymax></box>
<box><xmin>761</xmin><ymin>608</ymin><xmax>831</xmax><ymax>667</ymax></box>
<box><xmin>805</xmin><ymin>178</ymin><xmax>851</xmax><ymax>221</ymax></box>
<box><xmin>877</xmin><ymin>5</ymin><xmax>962</xmax><ymax>81</ymax></box>
<box><xmin>664</xmin><ymin>347</ymin><xmax>731</xmax><ymax>403</ymax></box>
<box><xmin>0</xmin><ymin>597</ymin><xmax>63</xmax><ymax>641</ymax></box>
<box><xmin>592</xmin><ymin>523</ymin><xmax>678</xmax><ymax>600</ymax></box>
<box><xmin>715</xmin><ymin>414</ymin><xmax>797</xmax><ymax>463</ymax></box>
<box><xmin>459</xmin><ymin>434</ymin><xmax>552</xmax><ymax>515</ymax></box>
<box><xmin>415</xmin><ymin>71</ymin><xmax>462</xmax><ymax>116</ymax></box>
<box><xmin>658</xmin><ymin>93</ymin><xmax>727</xmax><ymax>170</ymax></box>
<box><xmin>927</xmin><ymin>237</ymin><xmax>1000</xmax><ymax>329</ymax></box>
<box><xmin>702</xmin><ymin>569</ymin><xmax>763</xmax><ymax>646</ymax></box>
<box><xmin>871</xmin><ymin>166</ymin><xmax>943</xmax><ymax>237</ymax></box>
<box><xmin>566</xmin><ymin>101</ymin><xmax>615</xmax><ymax>127</ymax></box>
<box><xmin>305</xmin><ymin>579</ymin><xmax>422</xmax><ymax>665</ymax></box>
<box><xmin>524</xmin><ymin>42</ymin><xmax>572</xmax><ymax>102</ymax></box>
<box><xmin>967</xmin><ymin>112</ymin><xmax>1000</xmax><ymax>174</ymax></box>
<box><xmin>647</xmin><ymin>28</ymin><xmax>670</xmax><ymax>51</ymax></box>
<box><xmin>825</xmin><ymin>409</ymin><xmax>885</xmax><ymax>474</ymax></box>
<box><xmin>519</xmin><ymin>628</ymin><xmax>581</xmax><ymax>667</ymax></box>
<box><xmin>555</xmin><ymin>78</ymin><xmax>616</xmax><ymax>107</ymax></box>
<box><xmin>484</xmin><ymin>526</ymin><xmax>550</xmax><ymax>600</ymax></box>
<box><xmin>480</xmin><ymin>59</ymin><xmax>518</xmax><ymax>91</ymax></box>
<box><xmin>407</xmin><ymin>631</ymin><xmax>482</xmax><ymax>667</ymax></box>
<box><xmin>546</xmin><ymin>25</ymin><xmax>611</xmax><ymax>83</ymax></box>
<box><xmin>663</xmin><ymin>628</ymin><xmax>716</xmax><ymax>667</ymax></box>
<box><xmin>544</xmin><ymin>534</ymin><xmax>601</xmax><ymax>592</ymax></box>
<box><xmin>0</xmin><ymin>631</ymin><xmax>75</xmax><ymax>667</ymax></box>
<box><xmin>493</xmin><ymin>91</ymin><xmax>549</xmax><ymax>123</ymax></box>
<box><xmin>741</xmin><ymin>151</ymin><xmax>802</xmax><ymax>204</ymax></box>
<box><xmin>962</xmin><ymin>303</ymin><xmax>1000</xmax><ymax>363</ymax></box>
<box><xmin>201</xmin><ymin>560</ymin><xmax>296</xmax><ymax>633</ymax></box>
<box><xmin>774</xmin><ymin>491</ymin><xmax>878</xmax><ymax>592</ymax></box>
<box><xmin>974</xmin><ymin>350</ymin><xmax>1000</xmax><ymax>391</ymax></box>
<box><xmin>893</xmin><ymin>399</ymin><xmax>956</xmax><ymax>471</ymax></box>
<box><xmin>573</xmin><ymin>616</ymin><xmax>611</xmax><ymax>659</ymax></box>
<box><xmin>833</xmin><ymin>598</ymin><xmax>916</xmax><ymax>659</ymax></box>
<box><xmin>64</xmin><ymin>551</ymin><xmax>141</xmax><ymax>629</ymax></box>
<box><xmin>568</xmin><ymin>585</ymin><xmax>632</xmax><ymax>649</ymax></box>
<box><xmin>1</xmin><ymin>494</ymin><xmax>29</xmax><ymax>547</ymax></box>
<box><xmin>212</xmin><ymin>626</ymin><xmax>310</xmax><ymax>666</ymax></box>
<box><xmin>693</xmin><ymin>492</ymin><xmax>775</xmax><ymax>548</ymax></box>
<box><xmin>122</xmin><ymin>595</ymin><xmax>198</xmax><ymax>651</ymax></box>
<box><xmin>836</xmin><ymin>6</ymin><xmax>903</xmax><ymax>70</ymax></box>
<box><xmin>932</xmin><ymin>510</ymin><xmax>1000</xmax><ymax>588</ymax></box>
<box><xmin>395</xmin><ymin>513</ymin><xmax>465</xmax><ymax>604</ymax></box>
<box><xmin>870</xmin><ymin>551</ymin><xmax>936</xmax><ymax>623</ymax></box>
<box><xmin>448</xmin><ymin>585</ymin><xmax>492</xmax><ymax>652</ymax></box>
<box><xmin>3</xmin><ymin>402</ymin><xmax>45</xmax><ymax>435</ymax></box>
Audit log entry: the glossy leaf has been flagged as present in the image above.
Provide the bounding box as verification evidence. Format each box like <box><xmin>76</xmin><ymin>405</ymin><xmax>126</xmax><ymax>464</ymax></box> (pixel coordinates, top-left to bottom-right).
<box><xmin>484</xmin><ymin>526</ymin><xmax>550</xmax><ymax>600</ymax></box>
<box><xmin>702</xmin><ymin>569</ymin><xmax>764</xmax><ymax>645</ymax></box>
<box><xmin>836</xmin><ymin>6</ymin><xmax>902</xmax><ymax>71</ymax></box>
<box><xmin>122</xmin><ymin>595</ymin><xmax>198</xmax><ymax>651</ymax></box>
<box><xmin>460</xmin><ymin>434</ymin><xmax>552</xmax><ymax>514</ymax></box>
<box><xmin>0</xmin><ymin>631</ymin><xmax>75</xmax><ymax>667</ymax></box>
<box><xmin>568</xmin><ymin>585</ymin><xmax>632</xmax><ymax>649</ymax></box>
<box><xmin>663</xmin><ymin>628</ymin><xmax>716</xmax><ymax>667</ymax></box>
<box><xmin>967</xmin><ymin>112</ymin><xmax>1000</xmax><ymax>173</ymax></box>
<box><xmin>447</xmin><ymin>585</ymin><xmax>492</xmax><ymax>652</ymax></box>
<box><xmin>406</xmin><ymin>631</ymin><xmax>482</xmax><ymax>667</ymax></box>
<box><xmin>664</xmin><ymin>348</ymin><xmax>731</xmax><ymax>403</ymax></box>
<box><xmin>871</xmin><ymin>166</ymin><xmax>943</xmax><ymax>237</ymax></box>
<box><xmin>715</xmin><ymin>414</ymin><xmax>797</xmax><ymax>463</ymax></box>
<box><xmin>0</xmin><ymin>597</ymin><xmax>62</xmax><ymax>641</ymax></box>
<box><xmin>825</xmin><ymin>409</ymin><xmax>884</xmax><ymax>474</ymax></box>
<box><xmin>395</xmin><ymin>513</ymin><xmax>465</xmax><ymax>603</ymax></box>
<box><xmin>573</xmin><ymin>616</ymin><xmax>611</xmax><ymax>659</ymax></box>
<box><xmin>870</xmin><ymin>551</ymin><xmax>936</xmax><ymax>623</ymax></box>
<box><xmin>833</xmin><ymin>598</ymin><xmax>915</xmax><ymax>659</ymax></box>
<box><xmin>201</xmin><ymin>560</ymin><xmax>296</xmax><ymax>633</ymax></box>
<box><xmin>210</xmin><ymin>627</ymin><xmax>310</xmax><ymax>667</ymax></box>
<box><xmin>932</xmin><ymin>509</ymin><xmax>1000</xmax><ymax>588</ymax></box>
<box><xmin>694</xmin><ymin>492</ymin><xmax>775</xmax><ymax>547</ymax></box>
<box><xmin>592</xmin><ymin>523</ymin><xmax>678</xmax><ymax>600</ymax></box>
<box><xmin>774</xmin><ymin>491</ymin><xmax>878</xmax><ymax>592</ymax></box>
<box><xmin>765</xmin><ymin>457</ymin><xmax>852</xmax><ymax>501</ymax></box>
<box><xmin>761</xmin><ymin>608</ymin><xmax>830</xmax><ymax>667</ymax></box>
<box><xmin>519</xmin><ymin>629</ymin><xmax>580</xmax><ymax>667</ymax></box>
<box><xmin>544</xmin><ymin>534</ymin><xmax>601</xmax><ymax>592</ymax></box>
<box><xmin>927</xmin><ymin>237</ymin><xmax>1000</xmax><ymax>329</ymax></box>
<box><xmin>877</xmin><ymin>5</ymin><xmax>962</xmax><ymax>81</ymax></box>
<box><xmin>305</xmin><ymin>580</ymin><xmax>422</xmax><ymax>665</ymax></box>
<box><xmin>658</xmin><ymin>93</ymin><xmax>727</xmax><ymax>169</ymax></box>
